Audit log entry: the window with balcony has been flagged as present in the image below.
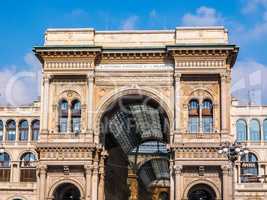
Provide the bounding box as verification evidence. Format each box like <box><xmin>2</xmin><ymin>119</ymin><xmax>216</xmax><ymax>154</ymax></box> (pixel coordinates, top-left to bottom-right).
<box><xmin>59</xmin><ymin>100</ymin><xmax>68</xmax><ymax>133</ymax></box>
<box><xmin>250</xmin><ymin>119</ymin><xmax>261</xmax><ymax>142</ymax></box>
<box><xmin>71</xmin><ymin>100</ymin><xmax>81</xmax><ymax>133</ymax></box>
<box><xmin>6</xmin><ymin>120</ymin><xmax>16</xmax><ymax>141</ymax></box>
<box><xmin>188</xmin><ymin>100</ymin><xmax>199</xmax><ymax>133</ymax></box>
<box><xmin>236</xmin><ymin>119</ymin><xmax>247</xmax><ymax>142</ymax></box>
<box><xmin>0</xmin><ymin>120</ymin><xmax>3</xmax><ymax>141</ymax></box>
<box><xmin>20</xmin><ymin>152</ymin><xmax>37</xmax><ymax>182</ymax></box>
<box><xmin>263</xmin><ymin>119</ymin><xmax>267</xmax><ymax>141</ymax></box>
<box><xmin>202</xmin><ymin>99</ymin><xmax>213</xmax><ymax>133</ymax></box>
<box><xmin>240</xmin><ymin>153</ymin><xmax>259</xmax><ymax>183</ymax></box>
<box><xmin>19</xmin><ymin>120</ymin><xmax>28</xmax><ymax>141</ymax></box>
<box><xmin>0</xmin><ymin>152</ymin><xmax>11</xmax><ymax>182</ymax></box>
<box><xmin>31</xmin><ymin>120</ymin><xmax>40</xmax><ymax>141</ymax></box>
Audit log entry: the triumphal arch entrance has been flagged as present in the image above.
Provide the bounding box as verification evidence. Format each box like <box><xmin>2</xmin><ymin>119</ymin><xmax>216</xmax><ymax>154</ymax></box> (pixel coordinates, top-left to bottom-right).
<box><xmin>34</xmin><ymin>27</ymin><xmax>238</xmax><ymax>200</ymax></box>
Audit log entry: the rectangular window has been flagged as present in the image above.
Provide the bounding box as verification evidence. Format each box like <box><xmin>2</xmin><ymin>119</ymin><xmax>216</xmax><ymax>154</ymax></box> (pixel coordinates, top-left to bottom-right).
<box><xmin>0</xmin><ymin>131</ymin><xmax>3</xmax><ymax>141</ymax></box>
<box><xmin>72</xmin><ymin>117</ymin><xmax>81</xmax><ymax>132</ymax></box>
<box><xmin>20</xmin><ymin>130</ymin><xmax>28</xmax><ymax>141</ymax></box>
<box><xmin>7</xmin><ymin>131</ymin><xmax>16</xmax><ymax>141</ymax></box>
<box><xmin>59</xmin><ymin>118</ymin><xmax>68</xmax><ymax>133</ymax></box>
<box><xmin>188</xmin><ymin>117</ymin><xmax>199</xmax><ymax>133</ymax></box>
<box><xmin>32</xmin><ymin>130</ymin><xmax>39</xmax><ymax>141</ymax></box>
<box><xmin>0</xmin><ymin>169</ymin><xmax>10</xmax><ymax>182</ymax></box>
<box><xmin>20</xmin><ymin>169</ymin><xmax>37</xmax><ymax>182</ymax></box>
<box><xmin>202</xmin><ymin>117</ymin><xmax>213</xmax><ymax>133</ymax></box>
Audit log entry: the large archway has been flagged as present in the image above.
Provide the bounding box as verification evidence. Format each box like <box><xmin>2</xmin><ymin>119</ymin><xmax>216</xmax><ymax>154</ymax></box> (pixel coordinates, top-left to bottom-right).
<box><xmin>187</xmin><ymin>184</ymin><xmax>216</xmax><ymax>200</ymax></box>
<box><xmin>100</xmin><ymin>94</ymin><xmax>170</xmax><ymax>200</ymax></box>
<box><xmin>52</xmin><ymin>183</ymin><xmax>81</xmax><ymax>200</ymax></box>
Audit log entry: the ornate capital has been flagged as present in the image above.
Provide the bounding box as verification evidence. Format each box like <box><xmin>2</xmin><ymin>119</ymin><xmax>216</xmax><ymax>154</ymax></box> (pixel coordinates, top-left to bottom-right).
<box><xmin>174</xmin><ymin>165</ymin><xmax>183</xmax><ymax>174</ymax></box>
<box><xmin>84</xmin><ymin>164</ymin><xmax>93</xmax><ymax>174</ymax></box>
<box><xmin>221</xmin><ymin>164</ymin><xmax>231</xmax><ymax>174</ymax></box>
<box><xmin>87</xmin><ymin>71</ymin><xmax>95</xmax><ymax>82</ymax></box>
<box><xmin>174</xmin><ymin>72</ymin><xmax>182</xmax><ymax>81</ymax></box>
<box><xmin>37</xmin><ymin>164</ymin><xmax>47</xmax><ymax>174</ymax></box>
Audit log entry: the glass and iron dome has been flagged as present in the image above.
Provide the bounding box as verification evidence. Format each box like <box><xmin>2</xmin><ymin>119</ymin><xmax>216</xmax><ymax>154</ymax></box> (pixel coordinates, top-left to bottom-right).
<box><xmin>101</xmin><ymin>95</ymin><xmax>169</xmax><ymax>154</ymax></box>
<box><xmin>138</xmin><ymin>158</ymin><xmax>170</xmax><ymax>188</ymax></box>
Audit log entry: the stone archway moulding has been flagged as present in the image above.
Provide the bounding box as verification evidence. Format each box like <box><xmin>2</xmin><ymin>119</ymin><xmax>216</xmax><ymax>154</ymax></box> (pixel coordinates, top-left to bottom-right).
<box><xmin>94</xmin><ymin>86</ymin><xmax>174</xmax><ymax>144</ymax></box>
<box><xmin>47</xmin><ymin>178</ymin><xmax>85</xmax><ymax>200</ymax></box>
<box><xmin>182</xmin><ymin>179</ymin><xmax>221</xmax><ymax>200</ymax></box>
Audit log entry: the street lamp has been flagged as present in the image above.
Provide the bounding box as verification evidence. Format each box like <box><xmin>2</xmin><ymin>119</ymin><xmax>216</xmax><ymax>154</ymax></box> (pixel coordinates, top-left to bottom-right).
<box><xmin>218</xmin><ymin>141</ymin><xmax>249</xmax><ymax>199</ymax></box>
<box><xmin>218</xmin><ymin>141</ymin><xmax>248</xmax><ymax>163</ymax></box>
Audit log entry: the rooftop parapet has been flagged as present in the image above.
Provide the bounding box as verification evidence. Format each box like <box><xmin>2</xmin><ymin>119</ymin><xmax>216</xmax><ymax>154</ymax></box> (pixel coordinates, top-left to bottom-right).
<box><xmin>44</xmin><ymin>26</ymin><xmax>228</xmax><ymax>47</ymax></box>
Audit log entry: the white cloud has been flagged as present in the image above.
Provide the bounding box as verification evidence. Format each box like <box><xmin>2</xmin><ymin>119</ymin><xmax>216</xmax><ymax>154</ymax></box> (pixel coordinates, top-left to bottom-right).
<box><xmin>182</xmin><ymin>6</ymin><xmax>223</xmax><ymax>26</ymax></box>
<box><xmin>232</xmin><ymin>60</ymin><xmax>267</xmax><ymax>104</ymax></box>
<box><xmin>121</xmin><ymin>16</ymin><xmax>139</xmax><ymax>30</ymax></box>
<box><xmin>242</xmin><ymin>0</ymin><xmax>267</xmax><ymax>14</ymax></box>
<box><xmin>0</xmin><ymin>52</ymin><xmax>41</xmax><ymax>106</ymax></box>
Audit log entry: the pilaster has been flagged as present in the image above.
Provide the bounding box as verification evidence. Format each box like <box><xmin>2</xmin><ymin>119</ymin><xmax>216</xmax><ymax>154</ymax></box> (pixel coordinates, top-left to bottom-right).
<box><xmin>174</xmin><ymin>165</ymin><xmax>183</xmax><ymax>200</ymax></box>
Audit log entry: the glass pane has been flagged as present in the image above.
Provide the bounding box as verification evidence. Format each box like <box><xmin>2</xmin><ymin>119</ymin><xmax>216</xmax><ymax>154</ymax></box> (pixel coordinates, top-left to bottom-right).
<box><xmin>263</xmin><ymin>119</ymin><xmax>267</xmax><ymax>141</ymax></box>
<box><xmin>236</xmin><ymin>120</ymin><xmax>247</xmax><ymax>142</ymax></box>
<box><xmin>202</xmin><ymin>117</ymin><xmax>213</xmax><ymax>133</ymax></box>
<box><xmin>72</xmin><ymin>117</ymin><xmax>81</xmax><ymax>132</ymax></box>
<box><xmin>7</xmin><ymin>120</ymin><xmax>16</xmax><ymax>129</ymax></box>
<box><xmin>20</xmin><ymin>130</ymin><xmax>28</xmax><ymax>141</ymax></box>
<box><xmin>59</xmin><ymin>117</ymin><xmax>68</xmax><ymax>132</ymax></box>
<box><xmin>60</xmin><ymin>101</ymin><xmax>68</xmax><ymax>111</ymax></box>
<box><xmin>188</xmin><ymin>117</ymin><xmax>199</xmax><ymax>133</ymax></box>
<box><xmin>20</xmin><ymin>120</ymin><xmax>28</xmax><ymax>128</ymax></box>
<box><xmin>8</xmin><ymin>130</ymin><xmax>16</xmax><ymax>141</ymax></box>
<box><xmin>250</xmin><ymin>120</ymin><xmax>260</xmax><ymax>141</ymax></box>
<box><xmin>0</xmin><ymin>153</ymin><xmax>10</xmax><ymax>167</ymax></box>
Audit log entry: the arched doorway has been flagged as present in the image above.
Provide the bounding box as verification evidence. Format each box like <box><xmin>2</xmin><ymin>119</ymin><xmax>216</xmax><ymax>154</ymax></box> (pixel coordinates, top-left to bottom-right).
<box><xmin>187</xmin><ymin>184</ymin><xmax>216</xmax><ymax>200</ymax></box>
<box><xmin>100</xmin><ymin>94</ymin><xmax>170</xmax><ymax>200</ymax></box>
<box><xmin>52</xmin><ymin>183</ymin><xmax>81</xmax><ymax>200</ymax></box>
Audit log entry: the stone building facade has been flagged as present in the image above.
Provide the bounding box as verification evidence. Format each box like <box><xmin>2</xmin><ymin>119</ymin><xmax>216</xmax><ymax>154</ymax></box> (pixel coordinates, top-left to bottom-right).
<box><xmin>0</xmin><ymin>27</ymin><xmax>266</xmax><ymax>200</ymax></box>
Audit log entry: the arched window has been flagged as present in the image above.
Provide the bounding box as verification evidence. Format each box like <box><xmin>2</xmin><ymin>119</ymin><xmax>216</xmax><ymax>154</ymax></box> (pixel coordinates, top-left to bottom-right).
<box><xmin>0</xmin><ymin>120</ymin><xmax>3</xmax><ymax>141</ymax></box>
<box><xmin>19</xmin><ymin>120</ymin><xmax>28</xmax><ymax>141</ymax></box>
<box><xmin>263</xmin><ymin>119</ymin><xmax>267</xmax><ymax>141</ymax></box>
<box><xmin>6</xmin><ymin>120</ymin><xmax>16</xmax><ymax>141</ymax></box>
<box><xmin>0</xmin><ymin>152</ymin><xmax>11</xmax><ymax>181</ymax></box>
<box><xmin>31</xmin><ymin>120</ymin><xmax>40</xmax><ymax>141</ymax></box>
<box><xmin>71</xmin><ymin>100</ymin><xmax>81</xmax><ymax>132</ymax></box>
<box><xmin>20</xmin><ymin>152</ymin><xmax>37</xmax><ymax>182</ymax></box>
<box><xmin>236</xmin><ymin>119</ymin><xmax>247</xmax><ymax>142</ymax></box>
<box><xmin>188</xmin><ymin>100</ymin><xmax>199</xmax><ymax>133</ymax></box>
<box><xmin>250</xmin><ymin>119</ymin><xmax>261</xmax><ymax>141</ymax></box>
<box><xmin>202</xmin><ymin>99</ymin><xmax>213</xmax><ymax>133</ymax></box>
<box><xmin>59</xmin><ymin>100</ymin><xmax>68</xmax><ymax>133</ymax></box>
<box><xmin>241</xmin><ymin>153</ymin><xmax>258</xmax><ymax>183</ymax></box>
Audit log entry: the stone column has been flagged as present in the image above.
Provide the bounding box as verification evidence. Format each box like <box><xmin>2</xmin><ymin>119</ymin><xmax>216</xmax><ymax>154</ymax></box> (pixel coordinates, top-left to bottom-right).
<box><xmin>85</xmin><ymin>165</ymin><xmax>93</xmax><ymax>200</ymax></box>
<box><xmin>169</xmin><ymin>162</ymin><xmax>175</xmax><ymax>200</ymax></box>
<box><xmin>128</xmin><ymin>171</ymin><xmax>138</xmax><ymax>200</ymax></box>
<box><xmin>38</xmin><ymin>164</ymin><xmax>47</xmax><ymax>200</ymax></box>
<box><xmin>2</xmin><ymin>119</ymin><xmax>6</xmax><ymax>142</ymax></box>
<box><xmin>41</xmin><ymin>75</ymin><xmax>50</xmax><ymax>133</ymax></box>
<box><xmin>174</xmin><ymin>73</ymin><xmax>181</xmax><ymax>131</ymax></box>
<box><xmin>91</xmin><ymin>151</ymin><xmax>99</xmax><ymax>200</ymax></box>
<box><xmin>237</xmin><ymin>164</ymin><xmax>241</xmax><ymax>184</ymax></box>
<box><xmin>28</xmin><ymin>121</ymin><xmax>32</xmax><ymax>142</ymax></box>
<box><xmin>220</xmin><ymin>73</ymin><xmax>230</xmax><ymax>133</ymax></box>
<box><xmin>174</xmin><ymin>165</ymin><xmax>183</xmax><ymax>200</ymax></box>
<box><xmin>87</xmin><ymin>73</ymin><xmax>94</xmax><ymax>130</ymax></box>
<box><xmin>221</xmin><ymin>164</ymin><xmax>232</xmax><ymax>200</ymax></box>
<box><xmin>15</xmin><ymin>119</ymin><xmax>19</xmax><ymax>142</ymax></box>
<box><xmin>265</xmin><ymin>165</ymin><xmax>267</xmax><ymax>183</ymax></box>
<box><xmin>67</xmin><ymin>104</ymin><xmax>72</xmax><ymax>133</ymax></box>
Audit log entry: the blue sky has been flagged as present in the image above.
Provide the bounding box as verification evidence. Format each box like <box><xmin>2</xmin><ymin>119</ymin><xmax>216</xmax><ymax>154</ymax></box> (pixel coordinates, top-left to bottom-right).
<box><xmin>0</xmin><ymin>0</ymin><xmax>267</xmax><ymax>105</ymax></box>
